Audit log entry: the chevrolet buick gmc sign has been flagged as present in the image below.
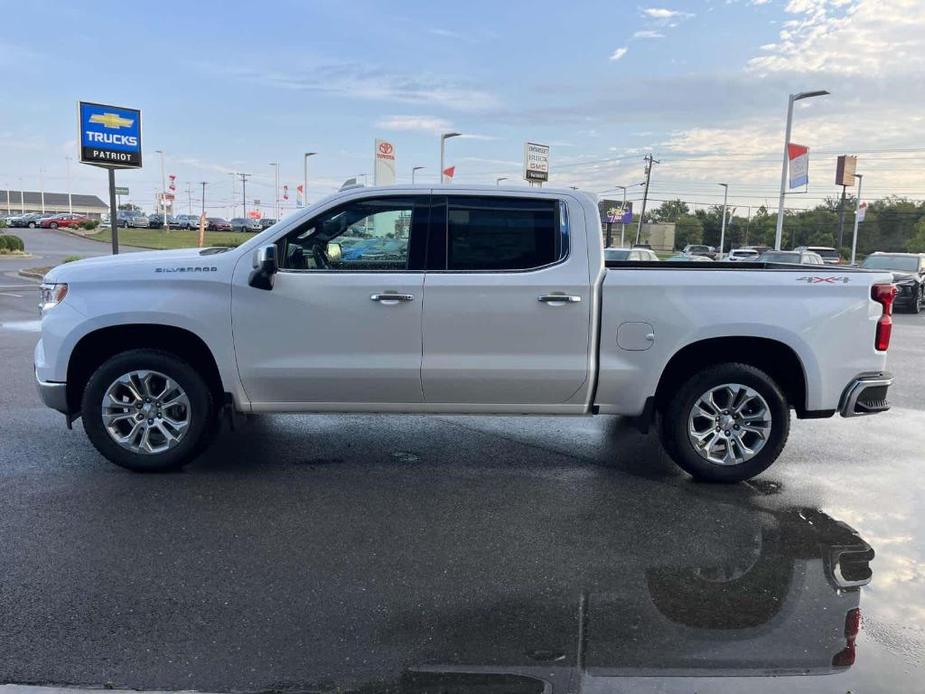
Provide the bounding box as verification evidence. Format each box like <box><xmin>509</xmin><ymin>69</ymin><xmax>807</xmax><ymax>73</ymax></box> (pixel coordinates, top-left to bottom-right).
<box><xmin>78</xmin><ymin>101</ymin><xmax>142</xmax><ymax>168</ymax></box>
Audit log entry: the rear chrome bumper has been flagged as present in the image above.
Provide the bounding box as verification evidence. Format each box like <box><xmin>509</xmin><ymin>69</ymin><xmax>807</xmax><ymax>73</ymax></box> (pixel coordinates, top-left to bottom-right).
<box><xmin>35</xmin><ymin>370</ymin><xmax>68</xmax><ymax>415</ymax></box>
<box><xmin>839</xmin><ymin>372</ymin><xmax>893</xmax><ymax>417</ymax></box>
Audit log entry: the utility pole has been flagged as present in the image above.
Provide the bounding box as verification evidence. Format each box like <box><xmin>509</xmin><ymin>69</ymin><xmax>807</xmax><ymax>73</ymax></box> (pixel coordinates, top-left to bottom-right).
<box><xmin>636</xmin><ymin>154</ymin><xmax>658</xmax><ymax>245</ymax></box>
<box><xmin>199</xmin><ymin>181</ymin><xmax>207</xmax><ymax>215</ymax></box>
<box><xmin>239</xmin><ymin>173</ymin><xmax>252</xmax><ymax>220</ymax></box>
<box><xmin>718</xmin><ymin>183</ymin><xmax>729</xmax><ymax>259</ymax></box>
<box><xmin>228</xmin><ymin>172</ymin><xmax>237</xmax><ymax>218</ymax></box>
<box><xmin>186</xmin><ymin>183</ymin><xmax>192</xmax><ymax>214</ymax></box>
<box><xmin>40</xmin><ymin>167</ymin><xmax>45</xmax><ymax>213</ymax></box>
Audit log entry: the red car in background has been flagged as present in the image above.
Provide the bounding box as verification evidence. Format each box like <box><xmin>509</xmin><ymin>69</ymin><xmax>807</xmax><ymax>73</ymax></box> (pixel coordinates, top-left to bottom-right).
<box><xmin>38</xmin><ymin>213</ymin><xmax>89</xmax><ymax>229</ymax></box>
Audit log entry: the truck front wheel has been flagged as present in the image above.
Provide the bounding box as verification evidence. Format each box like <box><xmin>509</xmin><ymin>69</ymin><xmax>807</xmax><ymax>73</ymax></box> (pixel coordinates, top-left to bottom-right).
<box><xmin>660</xmin><ymin>363</ymin><xmax>790</xmax><ymax>483</ymax></box>
<box><xmin>81</xmin><ymin>349</ymin><xmax>217</xmax><ymax>472</ymax></box>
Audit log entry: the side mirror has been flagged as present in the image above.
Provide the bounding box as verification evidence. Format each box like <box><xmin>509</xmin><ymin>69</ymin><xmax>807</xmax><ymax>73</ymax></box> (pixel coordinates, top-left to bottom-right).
<box><xmin>326</xmin><ymin>242</ymin><xmax>342</xmax><ymax>265</ymax></box>
<box><xmin>248</xmin><ymin>244</ymin><xmax>278</xmax><ymax>290</ymax></box>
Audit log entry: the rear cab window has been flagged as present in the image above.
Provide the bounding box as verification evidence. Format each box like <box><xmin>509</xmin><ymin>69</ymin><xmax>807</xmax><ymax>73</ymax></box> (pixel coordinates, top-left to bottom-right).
<box><xmin>431</xmin><ymin>195</ymin><xmax>567</xmax><ymax>271</ymax></box>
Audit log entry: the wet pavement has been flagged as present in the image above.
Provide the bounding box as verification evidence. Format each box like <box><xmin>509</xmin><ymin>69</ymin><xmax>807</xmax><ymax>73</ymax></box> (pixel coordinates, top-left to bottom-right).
<box><xmin>0</xmin><ymin>232</ymin><xmax>923</xmax><ymax>692</ymax></box>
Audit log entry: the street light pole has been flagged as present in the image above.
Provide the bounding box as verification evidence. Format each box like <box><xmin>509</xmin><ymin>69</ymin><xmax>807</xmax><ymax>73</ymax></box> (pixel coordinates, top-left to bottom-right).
<box><xmin>303</xmin><ymin>152</ymin><xmax>316</xmax><ymax>209</ymax></box>
<box><xmin>156</xmin><ymin>149</ymin><xmax>167</xmax><ymax>219</ymax></box>
<box><xmin>228</xmin><ymin>172</ymin><xmax>237</xmax><ymax>218</ymax></box>
<box><xmin>774</xmin><ymin>90</ymin><xmax>829</xmax><ymax>250</ymax></box>
<box><xmin>615</xmin><ymin>185</ymin><xmax>628</xmax><ymax>246</ymax></box>
<box><xmin>199</xmin><ymin>181</ymin><xmax>207</xmax><ymax>215</ymax></box>
<box><xmin>64</xmin><ymin>156</ymin><xmax>72</xmax><ymax>215</ymax></box>
<box><xmin>269</xmin><ymin>163</ymin><xmax>279</xmax><ymax>220</ymax></box>
<box><xmin>850</xmin><ymin>173</ymin><xmax>863</xmax><ymax>265</ymax></box>
<box><xmin>496</xmin><ymin>177</ymin><xmax>508</xmax><ymax>186</ymax></box>
<box><xmin>440</xmin><ymin>132</ymin><xmax>462</xmax><ymax>184</ymax></box>
<box><xmin>412</xmin><ymin>166</ymin><xmax>424</xmax><ymax>184</ymax></box>
<box><xmin>239</xmin><ymin>173</ymin><xmax>252</xmax><ymax>220</ymax></box>
<box><xmin>718</xmin><ymin>183</ymin><xmax>729</xmax><ymax>259</ymax></box>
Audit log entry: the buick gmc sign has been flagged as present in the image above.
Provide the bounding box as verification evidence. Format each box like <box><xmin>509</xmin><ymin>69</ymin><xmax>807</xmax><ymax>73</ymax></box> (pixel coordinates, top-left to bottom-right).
<box><xmin>78</xmin><ymin>101</ymin><xmax>142</xmax><ymax>168</ymax></box>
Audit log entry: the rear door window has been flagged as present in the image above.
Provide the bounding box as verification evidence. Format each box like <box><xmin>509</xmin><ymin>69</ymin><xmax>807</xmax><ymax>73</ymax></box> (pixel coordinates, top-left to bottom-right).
<box><xmin>439</xmin><ymin>196</ymin><xmax>564</xmax><ymax>271</ymax></box>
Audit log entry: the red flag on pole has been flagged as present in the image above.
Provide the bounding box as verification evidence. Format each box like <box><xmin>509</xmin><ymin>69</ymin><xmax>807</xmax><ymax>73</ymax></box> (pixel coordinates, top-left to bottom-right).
<box><xmin>442</xmin><ymin>166</ymin><xmax>455</xmax><ymax>180</ymax></box>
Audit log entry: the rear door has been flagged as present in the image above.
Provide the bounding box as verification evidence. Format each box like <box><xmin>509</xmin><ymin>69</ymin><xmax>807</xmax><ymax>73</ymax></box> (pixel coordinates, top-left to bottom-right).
<box><xmin>421</xmin><ymin>194</ymin><xmax>592</xmax><ymax>407</ymax></box>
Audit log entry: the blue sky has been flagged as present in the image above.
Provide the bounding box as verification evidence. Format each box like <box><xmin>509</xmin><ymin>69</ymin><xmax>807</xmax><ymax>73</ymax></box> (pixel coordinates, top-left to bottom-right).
<box><xmin>2</xmin><ymin>0</ymin><xmax>923</xmax><ymax>216</ymax></box>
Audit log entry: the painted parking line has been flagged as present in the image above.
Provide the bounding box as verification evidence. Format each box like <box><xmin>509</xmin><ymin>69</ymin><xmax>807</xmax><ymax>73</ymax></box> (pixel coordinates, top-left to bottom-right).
<box><xmin>0</xmin><ymin>292</ymin><xmax>24</xmax><ymax>297</ymax></box>
<box><xmin>0</xmin><ymin>319</ymin><xmax>41</xmax><ymax>332</ymax></box>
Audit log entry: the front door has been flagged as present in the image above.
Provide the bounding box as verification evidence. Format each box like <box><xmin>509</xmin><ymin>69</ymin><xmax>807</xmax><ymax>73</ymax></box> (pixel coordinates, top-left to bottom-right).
<box><xmin>231</xmin><ymin>195</ymin><xmax>429</xmax><ymax>407</ymax></box>
<box><xmin>421</xmin><ymin>194</ymin><xmax>593</xmax><ymax>406</ymax></box>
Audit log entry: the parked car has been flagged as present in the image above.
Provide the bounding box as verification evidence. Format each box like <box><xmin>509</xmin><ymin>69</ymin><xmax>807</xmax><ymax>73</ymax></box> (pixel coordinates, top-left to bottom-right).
<box><xmin>682</xmin><ymin>244</ymin><xmax>717</xmax><ymax>260</ymax></box>
<box><xmin>604</xmin><ymin>247</ymin><xmax>659</xmax><ymax>262</ymax></box>
<box><xmin>230</xmin><ymin>217</ymin><xmax>262</xmax><ymax>232</ymax></box>
<box><xmin>667</xmin><ymin>253</ymin><xmax>713</xmax><ymax>262</ymax></box>
<box><xmin>147</xmin><ymin>214</ymin><xmax>176</xmax><ymax>229</ymax></box>
<box><xmin>861</xmin><ymin>252</ymin><xmax>925</xmax><ymax>313</ymax></box>
<box><xmin>120</xmin><ymin>212</ymin><xmax>149</xmax><ymax>228</ymax></box>
<box><xmin>795</xmin><ymin>246</ymin><xmax>842</xmax><ymax>265</ymax></box>
<box><xmin>259</xmin><ymin>217</ymin><xmax>278</xmax><ymax>230</ymax></box>
<box><xmin>758</xmin><ymin>250</ymin><xmax>825</xmax><ymax>265</ymax></box>
<box><xmin>35</xmin><ymin>185</ymin><xmax>895</xmax><ymax>482</ymax></box>
<box><xmin>174</xmin><ymin>214</ymin><xmax>200</xmax><ymax>230</ymax></box>
<box><xmin>10</xmin><ymin>213</ymin><xmax>47</xmax><ymax>228</ymax></box>
<box><xmin>206</xmin><ymin>217</ymin><xmax>232</xmax><ymax>231</ymax></box>
<box><xmin>728</xmin><ymin>248</ymin><xmax>760</xmax><ymax>262</ymax></box>
<box><xmin>38</xmin><ymin>213</ymin><xmax>89</xmax><ymax>229</ymax></box>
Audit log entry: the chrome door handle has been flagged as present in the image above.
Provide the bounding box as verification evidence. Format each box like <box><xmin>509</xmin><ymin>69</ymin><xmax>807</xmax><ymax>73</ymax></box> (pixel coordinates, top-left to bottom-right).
<box><xmin>370</xmin><ymin>293</ymin><xmax>415</xmax><ymax>303</ymax></box>
<box><xmin>538</xmin><ymin>294</ymin><xmax>582</xmax><ymax>304</ymax></box>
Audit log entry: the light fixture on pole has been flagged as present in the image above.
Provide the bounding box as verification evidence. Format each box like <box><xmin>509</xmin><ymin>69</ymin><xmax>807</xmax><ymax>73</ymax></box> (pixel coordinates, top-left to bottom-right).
<box><xmin>269</xmin><ymin>163</ymin><xmax>279</xmax><ymax>220</ymax></box>
<box><xmin>412</xmin><ymin>166</ymin><xmax>424</xmax><ymax>184</ymax></box>
<box><xmin>850</xmin><ymin>173</ymin><xmax>864</xmax><ymax>265</ymax></box>
<box><xmin>496</xmin><ymin>177</ymin><xmax>508</xmax><ymax>186</ymax></box>
<box><xmin>774</xmin><ymin>90</ymin><xmax>829</xmax><ymax>250</ymax></box>
<box><xmin>718</xmin><ymin>183</ymin><xmax>729</xmax><ymax>259</ymax></box>
<box><xmin>440</xmin><ymin>132</ymin><xmax>461</xmax><ymax>184</ymax></box>
<box><xmin>303</xmin><ymin>152</ymin><xmax>316</xmax><ymax>209</ymax></box>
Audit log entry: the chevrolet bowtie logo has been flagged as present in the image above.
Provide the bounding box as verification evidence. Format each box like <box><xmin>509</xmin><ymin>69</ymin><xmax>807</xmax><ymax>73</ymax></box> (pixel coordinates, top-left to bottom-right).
<box><xmin>89</xmin><ymin>113</ymin><xmax>134</xmax><ymax>129</ymax></box>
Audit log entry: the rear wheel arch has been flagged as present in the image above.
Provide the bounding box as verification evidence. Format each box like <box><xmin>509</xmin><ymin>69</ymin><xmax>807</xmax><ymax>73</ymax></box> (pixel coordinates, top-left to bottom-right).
<box><xmin>66</xmin><ymin>324</ymin><xmax>225</xmax><ymax>414</ymax></box>
<box><xmin>654</xmin><ymin>336</ymin><xmax>808</xmax><ymax>416</ymax></box>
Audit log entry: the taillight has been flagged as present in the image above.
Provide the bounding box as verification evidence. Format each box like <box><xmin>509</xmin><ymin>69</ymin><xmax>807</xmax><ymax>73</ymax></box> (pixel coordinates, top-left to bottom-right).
<box><xmin>832</xmin><ymin>608</ymin><xmax>862</xmax><ymax>668</ymax></box>
<box><xmin>871</xmin><ymin>284</ymin><xmax>896</xmax><ymax>351</ymax></box>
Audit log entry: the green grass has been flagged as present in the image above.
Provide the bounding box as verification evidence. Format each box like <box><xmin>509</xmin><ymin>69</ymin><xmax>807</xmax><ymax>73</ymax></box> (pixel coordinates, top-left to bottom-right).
<box><xmin>87</xmin><ymin>228</ymin><xmax>251</xmax><ymax>250</ymax></box>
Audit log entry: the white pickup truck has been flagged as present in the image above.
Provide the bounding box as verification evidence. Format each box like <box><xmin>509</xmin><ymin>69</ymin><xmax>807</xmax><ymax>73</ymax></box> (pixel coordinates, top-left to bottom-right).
<box><xmin>35</xmin><ymin>185</ymin><xmax>895</xmax><ymax>481</ymax></box>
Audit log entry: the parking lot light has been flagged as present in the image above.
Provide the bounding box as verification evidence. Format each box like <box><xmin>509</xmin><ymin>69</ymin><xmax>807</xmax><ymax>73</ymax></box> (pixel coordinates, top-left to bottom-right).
<box><xmin>496</xmin><ymin>177</ymin><xmax>507</xmax><ymax>186</ymax></box>
<box><xmin>412</xmin><ymin>166</ymin><xmax>425</xmax><ymax>184</ymax></box>
<box><xmin>304</xmin><ymin>153</ymin><xmax>317</xmax><ymax>207</ymax></box>
<box><xmin>440</xmin><ymin>132</ymin><xmax>461</xmax><ymax>184</ymax></box>
<box><xmin>718</xmin><ymin>183</ymin><xmax>729</xmax><ymax>259</ymax></box>
<box><xmin>774</xmin><ymin>90</ymin><xmax>830</xmax><ymax>250</ymax></box>
<box><xmin>851</xmin><ymin>173</ymin><xmax>863</xmax><ymax>265</ymax></box>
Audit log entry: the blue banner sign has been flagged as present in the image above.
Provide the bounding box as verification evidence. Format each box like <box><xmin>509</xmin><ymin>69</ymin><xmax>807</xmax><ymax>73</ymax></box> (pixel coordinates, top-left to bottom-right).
<box><xmin>78</xmin><ymin>101</ymin><xmax>142</xmax><ymax>168</ymax></box>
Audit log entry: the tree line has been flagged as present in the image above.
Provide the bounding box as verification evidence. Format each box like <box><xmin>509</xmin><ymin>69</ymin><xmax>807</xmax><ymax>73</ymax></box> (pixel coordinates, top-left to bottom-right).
<box><xmin>638</xmin><ymin>196</ymin><xmax>925</xmax><ymax>255</ymax></box>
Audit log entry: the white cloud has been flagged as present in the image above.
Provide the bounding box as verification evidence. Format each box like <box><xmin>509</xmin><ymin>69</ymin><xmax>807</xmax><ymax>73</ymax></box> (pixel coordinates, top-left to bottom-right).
<box><xmin>642</xmin><ymin>7</ymin><xmax>694</xmax><ymax>19</ymax></box>
<box><xmin>747</xmin><ymin>0</ymin><xmax>925</xmax><ymax>76</ymax></box>
<box><xmin>633</xmin><ymin>30</ymin><xmax>666</xmax><ymax>39</ymax></box>
<box><xmin>609</xmin><ymin>47</ymin><xmax>629</xmax><ymax>61</ymax></box>
<box><xmin>376</xmin><ymin>115</ymin><xmax>454</xmax><ymax>133</ymax></box>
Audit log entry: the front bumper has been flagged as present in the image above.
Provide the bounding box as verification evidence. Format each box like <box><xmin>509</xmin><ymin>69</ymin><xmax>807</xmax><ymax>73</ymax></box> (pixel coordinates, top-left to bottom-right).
<box><xmin>839</xmin><ymin>372</ymin><xmax>893</xmax><ymax>417</ymax></box>
<box><xmin>35</xmin><ymin>370</ymin><xmax>68</xmax><ymax>415</ymax></box>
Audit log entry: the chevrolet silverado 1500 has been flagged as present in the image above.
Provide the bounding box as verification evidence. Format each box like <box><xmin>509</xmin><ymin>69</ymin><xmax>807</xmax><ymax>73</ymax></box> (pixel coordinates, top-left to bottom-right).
<box><xmin>35</xmin><ymin>185</ymin><xmax>895</xmax><ymax>481</ymax></box>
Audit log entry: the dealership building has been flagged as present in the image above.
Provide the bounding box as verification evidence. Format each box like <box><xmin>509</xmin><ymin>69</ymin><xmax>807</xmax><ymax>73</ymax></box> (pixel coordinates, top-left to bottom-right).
<box><xmin>1</xmin><ymin>190</ymin><xmax>108</xmax><ymax>219</ymax></box>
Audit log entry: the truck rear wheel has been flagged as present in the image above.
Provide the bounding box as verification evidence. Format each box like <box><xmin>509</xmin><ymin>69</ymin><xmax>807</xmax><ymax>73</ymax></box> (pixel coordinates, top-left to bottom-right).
<box><xmin>81</xmin><ymin>349</ymin><xmax>217</xmax><ymax>472</ymax></box>
<box><xmin>660</xmin><ymin>363</ymin><xmax>790</xmax><ymax>482</ymax></box>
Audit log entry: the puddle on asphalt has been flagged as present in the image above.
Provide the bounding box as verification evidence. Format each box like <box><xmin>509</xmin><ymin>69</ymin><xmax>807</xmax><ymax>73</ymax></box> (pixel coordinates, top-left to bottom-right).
<box><xmin>0</xmin><ymin>320</ymin><xmax>41</xmax><ymax>332</ymax></box>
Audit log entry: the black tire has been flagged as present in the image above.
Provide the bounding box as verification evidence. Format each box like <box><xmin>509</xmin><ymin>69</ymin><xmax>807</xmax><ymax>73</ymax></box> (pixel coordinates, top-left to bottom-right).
<box><xmin>81</xmin><ymin>349</ymin><xmax>217</xmax><ymax>472</ymax></box>
<box><xmin>50</xmin><ymin>222</ymin><xmax>58</xmax><ymax>229</ymax></box>
<box><xmin>660</xmin><ymin>362</ymin><xmax>790</xmax><ymax>483</ymax></box>
<box><xmin>28</xmin><ymin>222</ymin><xmax>36</xmax><ymax>228</ymax></box>
<box><xmin>912</xmin><ymin>287</ymin><xmax>922</xmax><ymax>314</ymax></box>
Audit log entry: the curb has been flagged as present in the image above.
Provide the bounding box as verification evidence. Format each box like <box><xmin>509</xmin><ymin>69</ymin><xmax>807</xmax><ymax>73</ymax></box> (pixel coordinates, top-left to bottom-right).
<box><xmin>18</xmin><ymin>268</ymin><xmax>46</xmax><ymax>280</ymax></box>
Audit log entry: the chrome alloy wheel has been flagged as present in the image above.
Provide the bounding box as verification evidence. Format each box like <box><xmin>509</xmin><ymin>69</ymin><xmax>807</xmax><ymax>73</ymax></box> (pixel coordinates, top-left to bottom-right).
<box><xmin>687</xmin><ymin>383</ymin><xmax>772</xmax><ymax>466</ymax></box>
<box><xmin>101</xmin><ymin>370</ymin><xmax>191</xmax><ymax>454</ymax></box>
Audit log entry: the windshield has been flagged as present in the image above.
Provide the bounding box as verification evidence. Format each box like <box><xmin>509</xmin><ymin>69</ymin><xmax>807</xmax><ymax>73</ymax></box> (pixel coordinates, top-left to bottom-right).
<box><xmin>605</xmin><ymin>249</ymin><xmax>631</xmax><ymax>260</ymax></box>
<box><xmin>812</xmin><ymin>248</ymin><xmax>841</xmax><ymax>259</ymax></box>
<box><xmin>761</xmin><ymin>251</ymin><xmax>801</xmax><ymax>263</ymax></box>
<box><xmin>862</xmin><ymin>255</ymin><xmax>920</xmax><ymax>272</ymax></box>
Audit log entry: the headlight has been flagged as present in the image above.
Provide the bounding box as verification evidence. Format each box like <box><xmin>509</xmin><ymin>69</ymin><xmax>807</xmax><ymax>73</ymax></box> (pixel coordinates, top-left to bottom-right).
<box><xmin>40</xmin><ymin>282</ymin><xmax>68</xmax><ymax>312</ymax></box>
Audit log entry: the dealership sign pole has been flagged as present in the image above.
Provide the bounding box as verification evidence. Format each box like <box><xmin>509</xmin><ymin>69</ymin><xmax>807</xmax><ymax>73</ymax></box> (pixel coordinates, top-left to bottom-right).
<box><xmin>523</xmin><ymin>142</ymin><xmax>550</xmax><ymax>187</ymax></box>
<box><xmin>78</xmin><ymin>101</ymin><xmax>143</xmax><ymax>254</ymax></box>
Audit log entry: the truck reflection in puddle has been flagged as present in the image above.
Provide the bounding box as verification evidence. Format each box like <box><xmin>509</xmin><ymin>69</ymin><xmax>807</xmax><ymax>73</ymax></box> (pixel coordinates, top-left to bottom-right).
<box><xmin>363</xmin><ymin>506</ymin><xmax>873</xmax><ymax>693</ymax></box>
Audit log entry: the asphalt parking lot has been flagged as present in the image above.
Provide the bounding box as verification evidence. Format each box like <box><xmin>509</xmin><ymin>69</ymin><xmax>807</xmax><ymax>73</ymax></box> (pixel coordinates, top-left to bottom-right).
<box><xmin>1</xmin><ymin>230</ymin><xmax>924</xmax><ymax>693</ymax></box>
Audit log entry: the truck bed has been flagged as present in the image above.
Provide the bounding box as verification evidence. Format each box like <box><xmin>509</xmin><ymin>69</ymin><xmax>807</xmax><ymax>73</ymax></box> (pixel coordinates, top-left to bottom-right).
<box><xmin>605</xmin><ymin>260</ymin><xmax>876</xmax><ymax>271</ymax></box>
